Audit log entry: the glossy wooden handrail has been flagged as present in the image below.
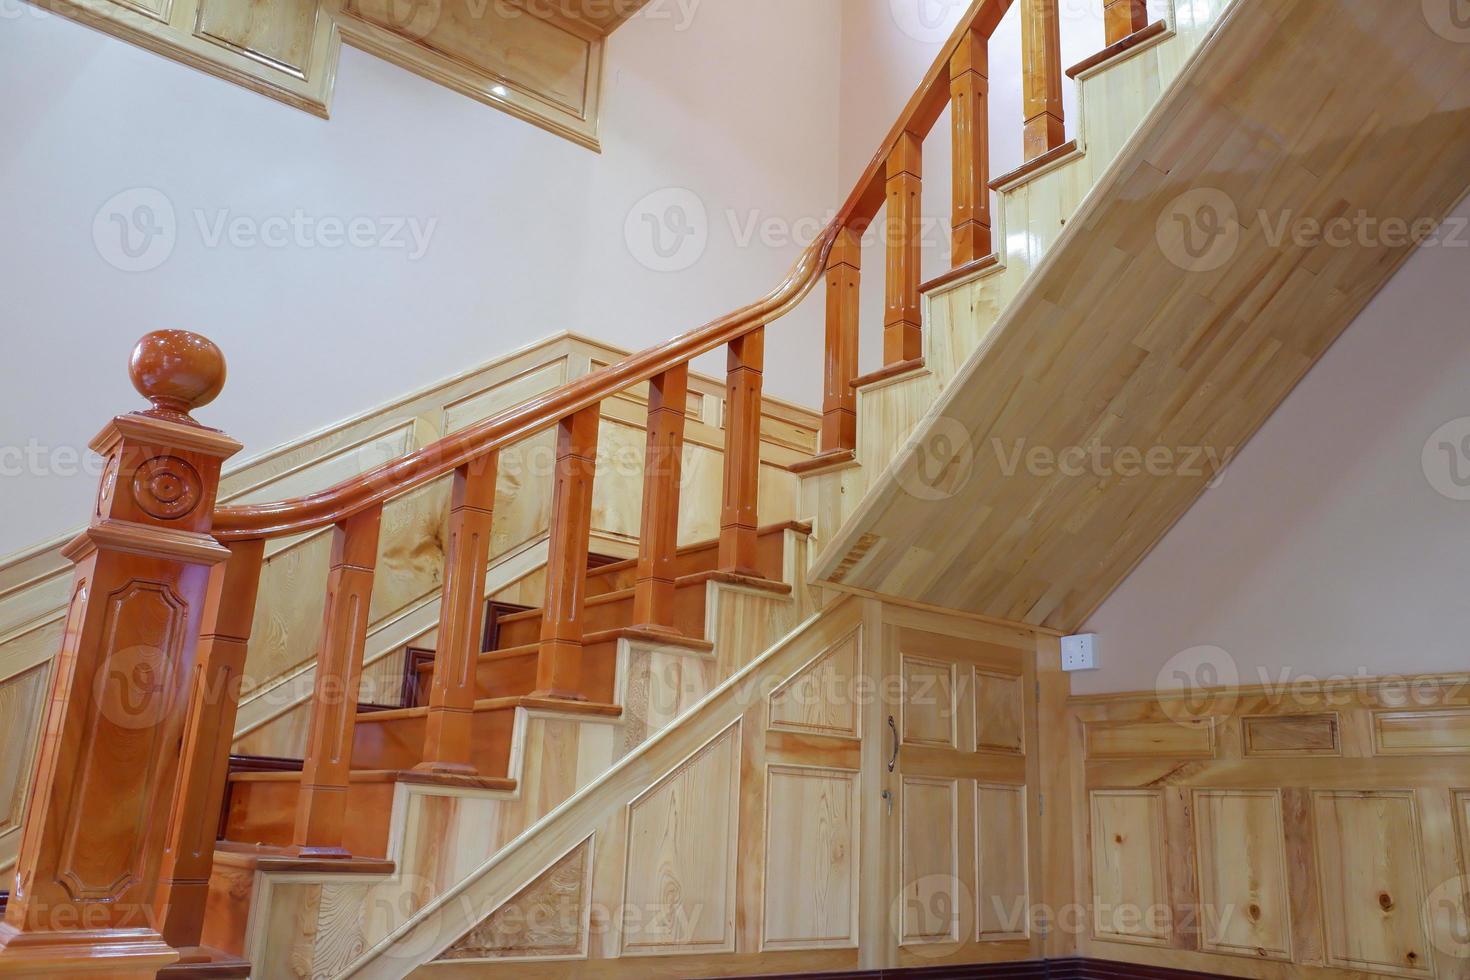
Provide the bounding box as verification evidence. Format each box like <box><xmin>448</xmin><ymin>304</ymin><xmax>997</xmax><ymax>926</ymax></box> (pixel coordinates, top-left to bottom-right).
<box><xmin>211</xmin><ymin>230</ymin><xmax>836</xmax><ymax>541</ymax></box>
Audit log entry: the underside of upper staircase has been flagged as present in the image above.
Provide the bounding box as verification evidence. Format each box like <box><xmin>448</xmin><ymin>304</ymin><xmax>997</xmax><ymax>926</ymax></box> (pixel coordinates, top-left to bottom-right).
<box><xmin>811</xmin><ymin>0</ymin><xmax>1470</xmax><ymax>631</ymax></box>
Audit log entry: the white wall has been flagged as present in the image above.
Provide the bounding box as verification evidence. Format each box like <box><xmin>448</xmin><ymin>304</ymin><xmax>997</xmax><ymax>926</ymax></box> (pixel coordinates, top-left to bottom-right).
<box><xmin>0</xmin><ymin>0</ymin><xmax>842</xmax><ymax>558</ymax></box>
<box><xmin>1076</xmin><ymin>195</ymin><xmax>1470</xmax><ymax>695</ymax></box>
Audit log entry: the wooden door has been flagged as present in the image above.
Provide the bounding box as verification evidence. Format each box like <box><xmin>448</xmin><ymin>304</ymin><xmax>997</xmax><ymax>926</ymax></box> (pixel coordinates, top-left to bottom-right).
<box><xmin>872</xmin><ymin>605</ymin><xmax>1043</xmax><ymax>969</ymax></box>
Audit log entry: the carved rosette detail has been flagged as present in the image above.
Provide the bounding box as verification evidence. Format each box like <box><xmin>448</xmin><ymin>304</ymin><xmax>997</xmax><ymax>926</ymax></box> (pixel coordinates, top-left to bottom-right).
<box><xmin>131</xmin><ymin>455</ymin><xmax>203</xmax><ymax>520</ymax></box>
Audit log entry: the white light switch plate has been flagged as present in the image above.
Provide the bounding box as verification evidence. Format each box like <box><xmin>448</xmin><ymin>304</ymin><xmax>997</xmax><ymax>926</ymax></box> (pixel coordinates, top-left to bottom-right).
<box><xmin>1061</xmin><ymin>633</ymin><xmax>1097</xmax><ymax>671</ymax></box>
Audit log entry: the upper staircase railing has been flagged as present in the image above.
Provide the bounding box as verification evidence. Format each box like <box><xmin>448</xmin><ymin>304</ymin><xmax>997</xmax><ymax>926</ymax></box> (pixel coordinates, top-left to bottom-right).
<box><xmin>0</xmin><ymin>0</ymin><xmax>1161</xmax><ymax>972</ymax></box>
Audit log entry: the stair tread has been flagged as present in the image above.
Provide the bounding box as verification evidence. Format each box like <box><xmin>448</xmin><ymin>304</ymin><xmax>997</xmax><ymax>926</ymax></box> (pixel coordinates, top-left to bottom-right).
<box><xmin>213</xmin><ymin>842</ymin><xmax>397</xmax><ymax>876</ymax></box>
<box><xmin>352</xmin><ymin>695</ymin><xmax>623</xmax><ymax>725</ymax></box>
<box><xmin>413</xmin><ymin>626</ymin><xmax>716</xmax><ymax>673</ymax></box>
<box><xmin>492</xmin><ymin>571</ymin><xmax>792</xmax><ymax>626</ymax></box>
<box><xmin>582</xmin><ymin>520</ymin><xmax>812</xmax><ymax>580</ymax></box>
<box><xmin>227</xmin><ymin>766</ymin><xmax>518</xmax><ymax>791</ymax></box>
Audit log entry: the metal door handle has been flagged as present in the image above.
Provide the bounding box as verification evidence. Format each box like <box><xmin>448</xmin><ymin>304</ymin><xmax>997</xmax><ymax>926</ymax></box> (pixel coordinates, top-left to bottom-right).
<box><xmin>887</xmin><ymin>715</ymin><xmax>899</xmax><ymax>772</ymax></box>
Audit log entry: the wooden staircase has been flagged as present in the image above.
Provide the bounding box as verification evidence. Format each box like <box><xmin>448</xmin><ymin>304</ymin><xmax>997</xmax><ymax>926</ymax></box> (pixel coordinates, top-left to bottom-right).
<box><xmin>216</xmin><ymin>523</ymin><xmax>800</xmax><ymax>861</ymax></box>
<box><xmin>4</xmin><ymin>0</ymin><xmax>1470</xmax><ymax>977</ymax></box>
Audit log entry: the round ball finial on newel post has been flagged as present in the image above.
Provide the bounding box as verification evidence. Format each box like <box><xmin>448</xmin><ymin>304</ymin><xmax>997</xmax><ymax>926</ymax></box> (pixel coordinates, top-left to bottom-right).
<box><xmin>128</xmin><ymin>329</ymin><xmax>227</xmax><ymax>425</ymax></box>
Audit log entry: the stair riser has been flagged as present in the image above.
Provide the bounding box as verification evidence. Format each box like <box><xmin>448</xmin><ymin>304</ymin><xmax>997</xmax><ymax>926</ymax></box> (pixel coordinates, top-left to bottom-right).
<box><xmin>582</xmin><ymin>531</ymin><xmax>790</xmax><ymax>599</ymax></box>
<box><xmin>351</xmin><ymin>707</ymin><xmax>517</xmax><ymax>774</ymax></box>
<box><xmin>496</xmin><ymin>583</ymin><xmax>708</xmax><ymax>649</ymax></box>
<box><xmin>221</xmin><ymin>781</ymin><xmax>395</xmax><ymax>857</ymax></box>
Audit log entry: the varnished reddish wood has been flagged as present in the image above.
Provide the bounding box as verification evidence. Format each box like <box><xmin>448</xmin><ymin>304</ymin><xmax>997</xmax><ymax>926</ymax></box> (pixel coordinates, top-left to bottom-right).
<box><xmin>632</xmin><ymin>365</ymin><xmax>689</xmax><ymax>633</ymax></box>
<box><xmin>920</xmin><ymin>252</ymin><xmax>1001</xmax><ymax>294</ymax></box>
<box><xmin>884</xmin><ymin>132</ymin><xmax>924</xmax><ymax>365</ymax></box>
<box><xmin>417</xmin><ymin>455</ymin><xmax>499</xmax><ymax>773</ymax></box>
<box><xmin>154</xmin><ymin>539</ymin><xmax>265</xmax><ymax>952</ymax></box>
<box><xmin>821</xmin><ymin>227</ymin><xmax>861</xmax><ymax>453</ymax></box>
<box><xmin>291</xmin><ymin>505</ymin><xmax>383</xmax><ymax>857</ymax></box>
<box><xmin>1103</xmin><ymin>0</ymin><xmax>1149</xmax><ymax>45</ymax></box>
<box><xmin>852</xmin><ymin>357</ymin><xmax>927</xmax><ymax>390</ymax></box>
<box><xmin>719</xmin><ymin>328</ymin><xmax>766</xmax><ymax>576</ymax></box>
<box><xmin>128</xmin><ymin>329</ymin><xmax>227</xmax><ymax>421</ymax></box>
<box><xmin>1021</xmin><ymin>0</ymin><xmax>1065</xmax><ymax>160</ymax></box>
<box><xmin>0</xmin><ymin>334</ymin><xmax>240</xmax><ymax>976</ymax></box>
<box><xmin>534</xmin><ymin>406</ymin><xmax>601</xmax><ymax>700</ymax></box>
<box><xmin>1067</xmin><ymin>19</ymin><xmax>1168</xmax><ymax>78</ymax></box>
<box><xmin>950</xmin><ymin>27</ymin><xmax>992</xmax><ymax>266</ymax></box>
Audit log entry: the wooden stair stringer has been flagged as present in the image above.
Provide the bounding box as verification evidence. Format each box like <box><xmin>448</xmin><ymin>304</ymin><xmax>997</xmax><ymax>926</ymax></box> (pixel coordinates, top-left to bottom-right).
<box><xmin>796</xmin><ymin>0</ymin><xmax>1224</xmax><ymax>566</ymax></box>
<box><xmin>226</xmin><ymin>578</ymin><xmax>785</xmax><ymax>977</ymax></box>
<box><xmin>337</xmin><ymin>596</ymin><xmax>864</xmax><ymax>978</ymax></box>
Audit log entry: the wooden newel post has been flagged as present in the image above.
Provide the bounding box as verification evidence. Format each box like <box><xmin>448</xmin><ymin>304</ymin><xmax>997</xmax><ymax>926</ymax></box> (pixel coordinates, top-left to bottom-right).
<box><xmin>418</xmin><ymin>454</ymin><xmax>499</xmax><ymax>773</ymax></box>
<box><xmin>951</xmin><ymin>26</ymin><xmax>993</xmax><ymax>266</ymax></box>
<box><xmin>884</xmin><ymin>133</ymin><xmax>923</xmax><ymax>365</ymax></box>
<box><xmin>0</xmin><ymin>331</ymin><xmax>239</xmax><ymax>978</ymax></box>
<box><xmin>632</xmin><ymin>365</ymin><xmax>689</xmax><ymax>634</ymax></box>
<box><xmin>1103</xmin><ymin>0</ymin><xmax>1148</xmax><ymax>45</ymax></box>
<box><xmin>719</xmin><ymin>328</ymin><xmax>765</xmax><ymax>576</ymax></box>
<box><xmin>534</xmin><ymin>406</ymin><xmax>601</xmax><ymax>700</ymax></box>
<box><xmin>1021</xmin><ymin>0</ymin><xmax>1065</xmax><ymax>160</ymax></box>
<box><xmin>821</xmin><ymin>228</ymin><xmax>861</xmax><ymax>453</ymax></box>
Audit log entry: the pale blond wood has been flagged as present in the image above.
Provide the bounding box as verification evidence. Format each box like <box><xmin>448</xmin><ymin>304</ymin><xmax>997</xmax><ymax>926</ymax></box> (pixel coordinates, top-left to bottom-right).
<box><xmin>1372</xmin><ymin>708</ymin><xmax>1470</xmax><ymax>756</ymax></box>
<box><xmin>900</xmin><ymin>776</ymin><xmax>960</xmax><ymax>945</ymax></box>
<box><xmin>438</xmin><ymin>836</ymin><xmax>592</xmax><ymax>960</ymax></box>
<box><xmin>761</xmin><ymin>765</ymin><xmax>859</xmax><ymax>951</ymax></box>
<box><xmin>1192</xmin><ymin>789</ymin><xmax>1293</xmax><ymax>962</ymax></box>
<box><xmin>810</xmin><ymin>0</ymin><xmax>1470</xmax><ymax>632</ymax></box>
<box><xmin>1090</xmin><ymin>789</ymin><xmax>1170</xmax><ymax>946</ymax></box>
<box><xmin>1084</xmin><ymin>717</ymin><xmax>1216</xmax><ymax>760</ymax></box>
<box><xmin>768</xmin><ymin>631</ymin><xmax>862</xmax><ymax>739</ymax></box>
<box><xmin>1313</xmin><ymin>791</ymin><xmax>1433</xmax><ymax>977</ymax></box>
<box><xmin>899</xmin><ymin>655</ymin><xmax>958</xmax><ymax>749</ymax></box>
<box><xmin>975</xmin><ymin>782</ymin><xmax>1029</xmax><ymax>941</ymax></box>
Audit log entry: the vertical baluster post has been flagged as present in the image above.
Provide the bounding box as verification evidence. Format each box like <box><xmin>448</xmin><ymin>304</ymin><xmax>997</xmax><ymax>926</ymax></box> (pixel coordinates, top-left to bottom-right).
<box><xmin>154</xmin><ymin>538</ymin><xmax>264</xmax><ymax>957</ymax></box>
<box><xmin>418</xmin><ymin>454</ymin><xmax>498</xmax><ymax>773</ymax></box>
<box><xmin>534</xmin><ymin>406</ymin><xmax>601</xmax><ymax>700</ymax></box>
<box><xmin>821</xmin><ymin>228</ymin><xmax>861</xmax><ymax>453</ymax></box>
<box><xmin>884</xmin><ymin>133</ymin><xmax>923</xmax><ymax>365</ymax></box>
<box><xmin>632</xmin><ymin>365</ymin><xmax>689</xmax><ymax>634</ymax></box>
<box><xmin>1021</xmin><ymin>0</ymin><xmax>1065</xmax><ymax>160</ymax></box>
<box><xmin>719</xmin><ymin>327</ymin><xmax>765</xmax><ymax>576</ymax></box>
<box><xmin>1104</xmin><ymin>0</ymin><xmax>1149</xmax><ymax>44</ymax></box>
<box><xmin>291</xmin><ymin>504</ymin><xmax>382</xmax><ymax>858</ymax></box>
<box><xmin>951</xmin><ymin>27</ymin><xmax>992</xmax><ymax>266</ymax></box>
<box><xmin>0</xmin><ymin>331</ymin><xmax>237</xmax><ymax>977</ymax></box>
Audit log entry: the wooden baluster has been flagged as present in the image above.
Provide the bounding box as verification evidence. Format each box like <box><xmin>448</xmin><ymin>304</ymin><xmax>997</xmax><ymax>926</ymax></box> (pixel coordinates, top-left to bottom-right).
<box><xmin>719</xmin><ymin>327</ymin><xmax>765</xmax><ymax>576</ymax></box>
<box><xmin>291</xmin><ymin>504</ymin><xmax>382</xmax><ymax>858</ymax></box>
<box><xmin>154</xmin><ymin>538</ymin><xmax>264</xmax><ymax>961</ymax></box>
<box><xmin>1104</xmin><ymin>0</ymin><xmax>1149</xmax><ymax>44</ymax></box>
<box><xmin>821</xmin><ymin>227</ymin><xmax>861</xmax><ymax>453</ymax></box>
<box><xmin>534</xmin><ymin>406</ymin><xmax>601</xmax><ymax>700</ymax></box>
<box><xmin>1021</xmin><ymin>0</ymin><xmax>1066</xmax><ymax>160</ymax></box>
<box><xmin>632</xmin><ymin>365</ymin><xmax>689</xmax><ymax>634</ymax></box>
<box><xmin>417</xmin><ymin>454</ymin><xmax>499</xmax><ymax>773</ymax></box>
<box><xmin>0</xmin><ymin>331</ymin><xmax>238</xmax><ymax>977</ymax></box>
<box><xmin>951</xmin><ymin>27</ymin><xmax>992</xmax><ymax>266</ymax></box>
<box><xmin>884</xmin><ymin>132</ymin><xmax>923</xmax><ymax>365</ymax></box>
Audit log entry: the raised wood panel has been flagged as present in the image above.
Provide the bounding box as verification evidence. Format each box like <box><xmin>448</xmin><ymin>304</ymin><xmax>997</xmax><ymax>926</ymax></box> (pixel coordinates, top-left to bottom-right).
<box><xmin>439</xmin><ymin>837</ymin><xmax>591</xmax><ymax>960</ymax></box>
<box><xmin>761</xmin><ymin>766</ymin><xmax>859</xmax><ymax>951</ymax></box>
<box><xmin>900</xmin><ymin>776</ymin><xmax>960</xmax><ymax>945</ymax></box>
<box><xmin>768</xmin><ymin>631</ymin><xmax>861</xmax><ymax>739</ymax></box>
<box><xmin>1090</xmin><ymin>789</ymin><xmax>1170</xmax><ymax>947</ymax></box>
<box><xmin>1084</xmin><ymin>718</ymin><xmax>1215</xmax><ymax>760</ymax></box>
<box><xmin>41</xmin><ymin>0</ymin><xmax>338</xmax><ymax>116</ymax></box>
<box><xmin>975</xmin><ymin>783</ymin><xmax>1029</xmax><ymax>942</ymax></box>
<box><xmin>1373</xmin><ymin>709</ymin><xmax>1470</xmax><ymax>756</ymax></box>
<box><xmin>1313</xmin><ymin>790</ymin><xmax>1433</xmax><ymax>978</ymax></box>
<box><xmin>339</xmin><ymin>0</ymin><xmax>602</xmax><ymax>149</ymax></box>
<box><xmin>900</xmin><ymin>656</ymin><xmax>958</xmax><ymax>749</ymax></box>
<box><xmin>1191</xmin><ymin>790</ymin><xmax>1292</xmax><ymax>962</ymax></box>
<box><xmin>195</xmin><ymin>0</ymin><xmax>321</xmax><ymax>78</ymax></box>
<box><xmin>1242</xmin><ymin>713</ymin><xmax>1340</xmax><ymax>758</ymax></box>
<box><xmin>0</xmin><ymin>664</ymin><xmax>49</xmax><ymax>841</ymax></box>
<box><xmin>621</xmin><ymin>724</ymin><xmax>741</xmax><ymax>956</ymax></box>
<box><xmin>974</xmin><ymin>668</ymin><xmax>1024</xmax><ymax>755</ymax></box>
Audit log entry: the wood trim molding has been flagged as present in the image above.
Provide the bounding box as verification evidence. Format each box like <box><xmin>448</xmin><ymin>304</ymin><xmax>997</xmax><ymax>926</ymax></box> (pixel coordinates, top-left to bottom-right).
<box><xmin>1066</xmin><ymin>20</ymin><xmax>1170</xmax><ymax>79</ymax></box>
<box><xmin>725</xmin><ymin>958</ymin><xmax>1239</xmax><ymax>978</ymax></box>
